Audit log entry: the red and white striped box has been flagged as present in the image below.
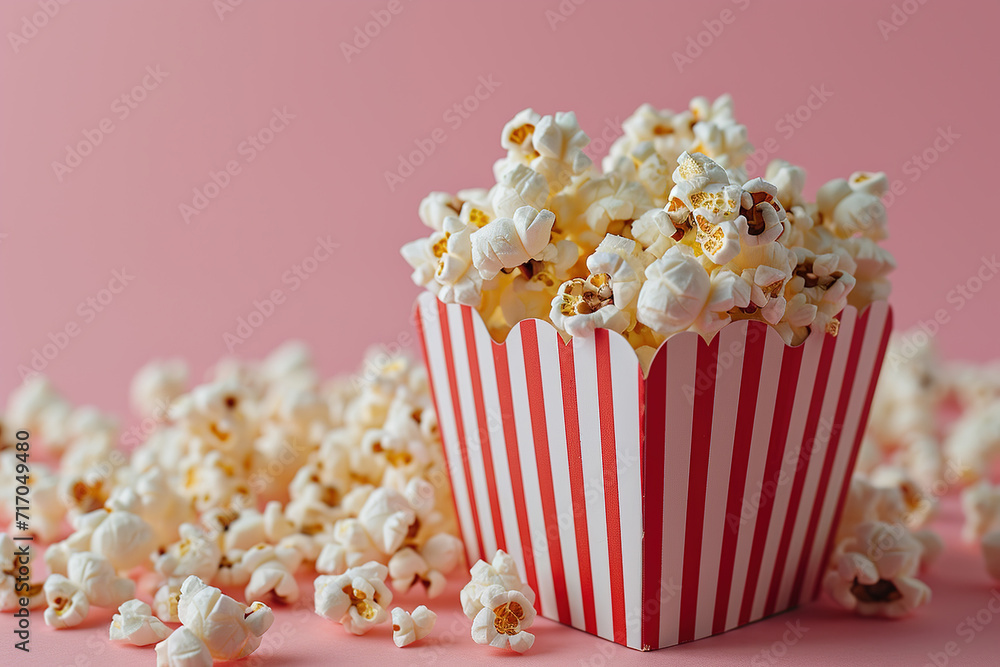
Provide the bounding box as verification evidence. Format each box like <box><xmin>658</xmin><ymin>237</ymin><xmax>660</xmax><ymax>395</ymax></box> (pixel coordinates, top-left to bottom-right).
<box><xmin>414</xmin><ymin>291</ymin><xmax>892</xmax><ymax>651</ymax></box>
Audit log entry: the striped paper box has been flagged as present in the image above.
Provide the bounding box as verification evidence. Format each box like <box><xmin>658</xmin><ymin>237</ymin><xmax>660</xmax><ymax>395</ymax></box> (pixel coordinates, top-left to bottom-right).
<box><xmin>413</xmin><ymin>291</ymin><xmax>892</xmax><ymax>651</ymax></box>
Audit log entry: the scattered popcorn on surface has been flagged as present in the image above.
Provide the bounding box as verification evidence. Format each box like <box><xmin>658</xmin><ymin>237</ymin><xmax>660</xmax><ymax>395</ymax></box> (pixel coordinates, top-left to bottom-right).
<box><xmin>314</xmin><ymin>561</ymin><xmax>393</xmax><ymax>635</ymax></box>
<box><xmin>401</xmin><ymin>96</ymin><xmax>895</xmax><ymax>355</ymax></box>
<box><xmin>471</xmin><ymin>588</ymin><xmax>536</xmax><ymax>653</ymax></box>
<box><xmin>109</xmin><ymin>598</ymin><xmax>172</xmax><ymax>646</ymax></box>
<box><xmin>1</xmin><ymin>533</ymin><xmax>43</xmax><ymax>611</ymax></box>
<box><xmin>2</xmin><ymin>342</ymin><xmax>460</xmax><ymax>661</ymax></box>
<box><xmin>459</xmin><ymin>550</ymin><xmax>537</xmax><ymax>652</ymax></box>
<box><xmin>391</xmin><ymin>604</ymin><xmax>436</xmax><ymax>647</ymax></box>
<box><xmin>823</xmin><ymin>521</ymin><xmax>931</xmax><ymax>618</ymax></box>
<box><xmin>177</xmin><ymin>575</ymin><xmax>273</xmax><ymax>660</ymax></box>
<box><xmin>825</xmin><ymin>333</ymin><xmax>1000</xmax><ymax>615</ymax></box>
<box><xmin>154</xmin><ymin>626</ymin><xmax>213</xmax><ymax>667</ymax></box>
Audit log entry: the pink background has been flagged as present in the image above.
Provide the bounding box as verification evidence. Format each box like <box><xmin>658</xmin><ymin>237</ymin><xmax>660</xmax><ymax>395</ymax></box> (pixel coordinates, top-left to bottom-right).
<box><xmin>1</xmin><ymin>1</ymin><xmax>999</xmax><ymax>664</ymax></box>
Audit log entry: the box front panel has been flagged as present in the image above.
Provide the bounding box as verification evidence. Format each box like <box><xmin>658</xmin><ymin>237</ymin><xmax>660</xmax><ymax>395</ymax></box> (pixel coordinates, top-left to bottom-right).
<box><xmin>640</xmin><ymin>302</ymin><xmax>892</xmax><ymax>649</ymax></box>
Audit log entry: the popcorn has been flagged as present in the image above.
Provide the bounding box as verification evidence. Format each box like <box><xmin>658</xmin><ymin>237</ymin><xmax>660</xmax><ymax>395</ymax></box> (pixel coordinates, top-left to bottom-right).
<box><xmin>460</xmin><ymin>550</ymin><xmax>535</xmax><ymax>621</ymax></box>
<box><xmin>243</xmin><ymin>543</ymin><xmax>302</xmax><ymax>604</ymax></box>
<box><xmin>169</xmin><ymin>381</ymin><xmax>251</xmax><ymax>452</ymax></box>
<box><xmin>90</xmin><ymin>509</ymin><xmax>156</xmax><ymax>572</ymax></box>
<box><xmin>109</xmin><ymin>599</ymin><xmax>172</xmax><ymax>646</ymax></box>
<box><xmin>529</xmin><ymin>111</ymin><xmax>592</xmax><ymax>190</ymax></box>
<box><xmin>471</xmin><ymin>206</ymin><xmax>558</xmax><ymax>280</ymax></box>
<box><xmin>2</xmin><ymin>344</ymin><xmax>462</xmax><ymax>660</ymax></box>
<box><xmin>418</xmin><ymin>191</ymin><xmax>462</xmax><ymax>231</ymax></box>
<box><xmin>215</xmin><ymin>549</ymin><xmax>251</xmax><ymax>587</ymax></box>
<box><xmin>576</xmin><ymin>175</ymin><xmax>651</xmax><ymax>239</ymax></box>
<box><xmin>130</xmin><ymin>359</ymin><xmax>188</xmax><ymax>418</ymax></box>
<box><xmin>387</xmin><ymin>533</ymin><xmax>461</xmax><ymax>598</ymax></box>
<box><xmin>815</xmin><ymin>174</ymin><xmax>888</xmax><ymax>240</ymax></box>
<box><xmin>738</xmin><ymin>178</ymin><xmax>786</xmax><ymax>246</ymax></box>
<box><xmin>5</xmin><ymin>375</ymin><xmax>72</xmax><ymax>447</ymax></box>
<box><xmin>154</xmin><ymin>583</ymin><xmax>182</xmax><ymax>623</ymax></box>
<box><xmin>357</xmin><ymin>488</ymin><xmax>417</xmax><ymax>556</ymax></box>
<box><xmin>401</xmin><ymin>216</ymin><xmax>483</xmax><ymax>307</ymax></box>
<box><xmin>43</xmin><ymin>575</ymin><xmax>90</xmax><ymax>629</ymax></box>
<box><xmin>500</xmin><ymin>108</ymin><xmax>542</xmax><ymax>163</ymax></box>
<box><xmin>154</xmin><ymin>523</ymin><xmax>222</xmax><ymax>584</ymax></box>
<box><xmin>177</xmin><ymin>575</ymin><xmax>273</xmax><ymax>660</ymax></box>
<box><xmin>1</xmin><ymin>534</ymin><xmax>43</xmax><ymax>612</ymax></box>
<box><xmin>606</xmin><ymin>141</ymin><xmax>671</xmax><ymax>204</ymax></box>
<box><xmin>491</xmin><ymin>164</ymin><xmax>549</xmax><ymax>219</ymax></box>
<box><xmin>154</xmin><ymin>627</ymin><xmax>213</xmax><ymax>667</ymax></box>
<box><xmin>314</xmin><ymin>561</ymin><xmax>393</xmax><ymax>635</ymax></box>
<box><xmin>636</xmin><ymin>245</ymin><xmax>711</xmax><ymax>337</ymax></box>
<box><xmin>961</xmin><ymin>481</ymin><xmax>1000</xmax><ymax>543</ymax></box>
<box><xmin>471</xmin><ymin>588</ymin><xmax>536</xmax><ymax>653</ymax></box>
<box><xmin>605</xmin><ymin>95</ymin><xmax>750</xmax><ymax>182</ymax></box>
<box><xmin>550</xmin><ymin>273</ymin><xmax>629</xmax><ymax>338</ymax></box>
<box><xmin>945</xmin><ymin>402</ymin><xmax>1000</xmax><ymax>482</ymax></box>
<box><xmin>823</xmin><ymin>521</ymin><xmax>931</xmax><ymax>618</ymax></box>
<box><xmin>391</xmin><ymin>605</ymin><xmax>436</xmax><ymax>647</ymax></box>
<box><xmin>403</xmin><ymin>99</ymin><xmax>894</xmax><ymax>349</ymax></box>
<box><xmin>586</xmin><ymin>234</ymin><xmax>650</xmax><ymax>315</ymax></box>
<box><xmin>67</xmin><ymin>551</ymin><xmax>136</xmax><ymax>608</ymax></box>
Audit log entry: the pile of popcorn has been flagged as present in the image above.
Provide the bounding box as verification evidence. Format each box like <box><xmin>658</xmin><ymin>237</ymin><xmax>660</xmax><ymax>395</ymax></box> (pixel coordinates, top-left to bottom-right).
<box><xmin>822</xmin><ymin>334</ymin><xmax>1000</xmax><ymax>617</ymax></box>
<box><xmin>401</xmin><ymin>95</ymin><xmax>896</xmax><ymax>362</ymax></box>
<box><xmin>0</xmin><ymin>343</ymin><xmax>472</xmax><ymax>662</ymax></box>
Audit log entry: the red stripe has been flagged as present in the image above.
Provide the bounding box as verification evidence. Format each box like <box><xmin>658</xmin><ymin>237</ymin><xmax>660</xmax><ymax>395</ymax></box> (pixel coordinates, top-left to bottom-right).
<box><xmin>462</xmin><ymin>308</ymin><xmax>506</xmax><ymax>553</ymax></box>
<box><xmin>595</xmin><ymin>329</ymin><xmax>627</xmax><ymax>645</ymax></box>
<box><xmin>809</xmin><ymin>308</ymin><xmax>893</xmax><ymax>601</ymax></box>
<box><xmin>763</xmin><ymin>329</ymin><xmax>839</xmax><ymax>616</ymax></box>
<box><xmin>677</xmin><ymin>336</ymin><xmax>719</xmax><ymax>643</ymax></box>
<box><xmin>641</xmin><ymin>351</ymin><xmax>668</xmax><ymax>649</ymax></box>
<box><xmin>712</xmin><ymin>322</ymin><xmax>766</xmax><ymax>634</ymax></box>
<box><xmin>436</xmin><ymin>299</ymin><xmax>486</xmax><ymax>560</ymax></box>
<box><xmin>558</xmin><ymin>339</ymin><xmax>597</xmax><ymax>636</ymax></box>
<box><xmin>738</xmin><ymin>343</ymin><xmax>803</xmax><ymax>625</ymax></box>
<box><xmin>521</xmin><ymin>321</ymin><xmax>572</xmax><ymax>625</ymax></box>
<box><xmin>414</xmin><ymin>299</ymin><xmax>471</xmax><ymax>562</ymax></box>
<box><xmin>492</xmin><ymin>340</ymin><xmax>539</xmax><ymax>607</ymax></box>
<box><xmin>788</xmin><ymin>313</ymin><xmax>870</xmax><ymax>606</ymax></box>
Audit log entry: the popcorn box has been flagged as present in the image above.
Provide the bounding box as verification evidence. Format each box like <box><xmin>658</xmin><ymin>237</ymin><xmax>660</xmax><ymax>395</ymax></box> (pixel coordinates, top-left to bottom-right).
<box><xmin>414</xmin><ymin>291</ymin><xmax>892</xmax><ymax>651</ymax></box>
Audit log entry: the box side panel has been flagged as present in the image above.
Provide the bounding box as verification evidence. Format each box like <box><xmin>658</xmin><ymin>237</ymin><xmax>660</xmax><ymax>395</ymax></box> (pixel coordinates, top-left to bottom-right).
<box><xmin>798</xmin><ymin>302</ymin><xmax>893</xmax><ymax>603</ymax></box>
<box><xmin>415</xmin><ymin>293</ymin><xmax>481</xmax><ymax>566</ymax></box>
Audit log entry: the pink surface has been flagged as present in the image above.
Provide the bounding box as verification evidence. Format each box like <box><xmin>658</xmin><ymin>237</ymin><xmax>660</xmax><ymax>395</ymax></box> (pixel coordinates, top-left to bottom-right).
<box><xmin>1</xmin><ymin>0</ymin><xmax>999</xmax><ymax>420</ymax></box>
<box><xmin>3</xmin><ymin>496</ymin><xmax>998</xmax><ymax>666</ymax></box>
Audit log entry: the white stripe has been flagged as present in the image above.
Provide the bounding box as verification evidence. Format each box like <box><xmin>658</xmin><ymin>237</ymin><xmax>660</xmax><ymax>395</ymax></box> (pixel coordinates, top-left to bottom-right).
<box><xmin>537</xmin><ymin>330</ymin><xmax>585</xmax><ymax>630</ymax></box>
<box><xmin>749</xmin><ymin>328</ymin><xmax>824</xmax><ymax>620</ymax></box>
<box><xmin>694</xmin><ymin>322</ymin><xmax>746</xmax><ymax>640</ymax></box>
<box><xmin>471</xmin><ymin>314</ymin><xmax>526</xmax><ymax>580</ymax></box>
<box><xmin>504</xmin><ymin>323</ymin><xmax>557</xmax><ymax>620</ymax></box>
<box><xmin>447</xmin><ymin>306</ymin><xmax>497</xmax><ymax>557</ymax></box>
<box><xmin>775</xmin><ymin>310</ymin><xmax>857</xmax><ymax>610</ymax></box>
<box><xmin>419</xmin><ymin>296</ymin><xmax>478</xmax><ymax>565</ymax></box>
<box><xmin>725</xmin><ymin>327</ymin><xmax>784</xmax><ymax>630</ymax></box>
<box><xmin>573</xmin><ymin>335</ymin><xmax>614</xmax><ymax>642</ymax></box>
<box><xmin>800</xmin><ymin>305</ymin><xmax>888</xmax><ymax>599</ymax></box>
<box><xmin>608</xmin><ymin>332</ymin><xmax>643</xmax><ymax>648</ymax></box>
<box><xmin>659</xmin><ymin>332</ymin><xmax>696</xmax><ymax>646</ymax></box>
